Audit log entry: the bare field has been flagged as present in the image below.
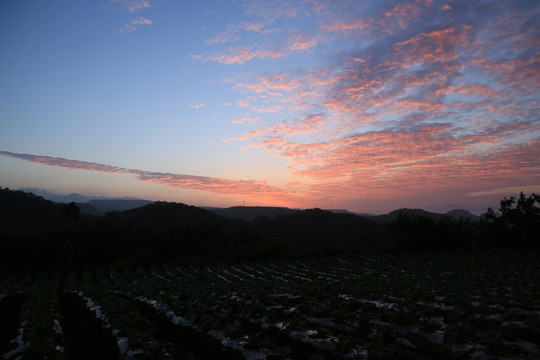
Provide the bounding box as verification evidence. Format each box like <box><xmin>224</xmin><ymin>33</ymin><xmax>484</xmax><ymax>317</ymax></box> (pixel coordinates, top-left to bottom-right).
<box><xmin>1</xmin><ymin>252</ymin><xmax>539</xmax><ymax>359</ymax></box>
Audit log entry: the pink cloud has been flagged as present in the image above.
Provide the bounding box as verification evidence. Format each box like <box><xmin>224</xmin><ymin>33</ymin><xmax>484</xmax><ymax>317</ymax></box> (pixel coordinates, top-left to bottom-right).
<box><xmin>0</xmin><ymin>151</ymin><xmax>308</xmax><ymax>205</ymax></box>
<box><xmin>239</xmin><ymin>22</ymin><xmax>265</xmax><ymax>32</ymax></box>
<box><xmin>205</xmin><ymin>25</ymin><xmax>240</xmax><ymax>45</ymax></box>
<box><xmin>132</xmin><ymin>17</ymin><xmax>152</xmax><ymax>26</ymax></box>
<box><xmin>305</xmin><ymin>0</ymin><xmax>330</xmax><ymax>13</ymax></box>
<box><xmin>295</xmin><ymin>138</ymin><xmax>540</xmax><ymax>206</ymax></box>
<box><xmin>118</xmin><ymin>24</ymin><xmax>137</xmax><ymax>35</ymax></box>
<box><xmin>204</xmin><ymin>21</ymin><xmax>266</xmax><ymax>46</ymax></box>
<box><xmin>393</xmin><ymin>27</ymin><xmax>468</xmax><ymax>66</ymax></box>
<box><xmin>287</xmin><ymin>32</ymin><xmax>318</xmax><ymax>51</ymax></box>
<box><xmin>263</xmin><ymin>73</ymin><xmax>300</xmax><ymax>91</ymax></box>
<box><xmin>321</xmin><ymin>20</ymin><xmax>367</xmax><ymax>33</ymax></box>
<box><xmin>241</xmin><ymin>0</ymin><xmax>298</xmax><ymax>23</ymax></box>
<box><xmin>383</xmin><ymin>0</ymin><xmax>433</xmax><ymax>28</ymax></box>
<box><xmin>226</xmin><ymin>113</ymin><xmax>329</xmax><ymax>148</ymax></box>
<box><xmin>189</xmin><ymin>103</ymin><xmax>204</xmax><ymax>109</ymax></box>
<box><xmin>255</xmin><ymin>49</ymin><xmax>288</xmax><ymax>59</ymax></box>
<box><xmin>212</xmin><ymin>1</ymin><xmax>539</xmax><ymax>210</ymax></box>
<box><xmin>233</xmin><ymin>117</ymin><xmax>259</xmax><ymax>124</ymax></box>
<box><xmin>206</xmin><ymin>47</ymin><xmax>256</xmax><ymax>65</ymax></box>
<box><xmin>237</xmin><ymin>99</ymin><xmax>249</xmax><ymax>107</ymax></box>
<box><xmin>449</xmin><ymin>83</ymin><xmax>508</xmax><ymax>99</ymax></box>
<box><xmin>118</xmin><ymin>16</ymin><xmax>153</xmax><ymax>36</ymax></box>
<box><xmin>112</xmin><ymin>0</ymin><xmax>151</xmax><ymax>13</ymax></box>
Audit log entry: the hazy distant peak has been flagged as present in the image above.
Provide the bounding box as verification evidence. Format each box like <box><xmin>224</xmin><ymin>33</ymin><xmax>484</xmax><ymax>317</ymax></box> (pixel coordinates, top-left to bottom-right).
<box><xmin>18</xmin><ymin>188</ymin><xmax>151</xmax><ymax>211</ymax></box>
<box><xmin>445</xmin><ymin>209</ymin><xmax>480</xmax><ymax>221</ymax></box>
<box><xmin>85</xmin><ymin>199</ymin><xmax>153</xmax><ymax>212</ymax></box>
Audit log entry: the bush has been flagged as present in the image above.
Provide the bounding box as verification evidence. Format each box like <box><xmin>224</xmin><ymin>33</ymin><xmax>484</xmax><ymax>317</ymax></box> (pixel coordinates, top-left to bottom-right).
<box><xmin>482</xmin><ymin>192</ymin><xmax>540</xmax><ymax>248</ymax></box>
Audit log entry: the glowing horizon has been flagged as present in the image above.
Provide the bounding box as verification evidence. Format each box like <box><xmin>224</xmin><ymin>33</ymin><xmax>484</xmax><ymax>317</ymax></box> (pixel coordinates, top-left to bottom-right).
<box><xmin>1</xmin><ymin>0</ymin><xmax>539</xmax><ymax>214</ymax></box>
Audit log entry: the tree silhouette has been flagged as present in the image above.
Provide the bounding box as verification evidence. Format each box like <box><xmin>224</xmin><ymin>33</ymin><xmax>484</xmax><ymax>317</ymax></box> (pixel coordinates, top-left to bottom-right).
<box><xmin>62</xmin><ymin>202</ymin><xmax>80</xmax><ymax>224</ymax></box>
<box><xmin>483</xmin><ymin>192</ymin><xmax>540</xmax><ymax>247</ymax></box>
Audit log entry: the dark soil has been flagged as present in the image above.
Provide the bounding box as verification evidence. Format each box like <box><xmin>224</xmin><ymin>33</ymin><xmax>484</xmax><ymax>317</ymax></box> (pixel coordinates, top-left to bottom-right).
<box><xmin>0</xmin><ymin>293</ymin><xmax>27</xmax><ymax>356</ymax></box>
<box><xmin>130</xmin><ymin>297</ymin><xmax>243</xmax><ymax>360</ymax></box>
<box><xmin>58</xmin><ymin>292</ymin><xmax>120</xmax><ymax>360</ymax></box>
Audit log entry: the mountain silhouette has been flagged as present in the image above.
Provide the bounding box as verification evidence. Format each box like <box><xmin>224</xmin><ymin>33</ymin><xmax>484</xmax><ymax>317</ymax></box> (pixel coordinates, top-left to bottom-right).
<box><xmin>86</xmin><ymin>199</ymin><xmax>152</xmax><ymax>212</ymax></box>
<box><xmin>105</xmin><ymin>201</ymin><xmax>226</xmax><ymax>229</ymax></box>
<box><xmin>0</xmin><ymin>187</ymin><xmax>95</xmax><ymax>234</ymax></box>
<box><xmin>445</xmin><ymin>209</ymin><xmax>479</xmax><ymax>221</ymax></box>
<box><xmin>206</xmin><ymin>206</ymin><xmax>297</xmax><ymax>222</ymax></box>
<box><xmin>369</xmin><ymin>208</ymin><xmax>479</xmax><ymax>223</ymax></box>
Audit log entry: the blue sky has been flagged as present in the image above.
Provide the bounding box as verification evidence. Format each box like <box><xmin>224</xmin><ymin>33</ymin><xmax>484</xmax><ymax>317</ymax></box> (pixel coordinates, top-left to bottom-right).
<box><xmin>1</xmin><ymin>0</ymin><xmax>539</xmax><ymax>214</ymax></box>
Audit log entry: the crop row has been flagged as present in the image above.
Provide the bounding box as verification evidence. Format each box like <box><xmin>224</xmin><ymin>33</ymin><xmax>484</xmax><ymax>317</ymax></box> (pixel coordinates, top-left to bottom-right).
<box><xmin>1</xmin><ymin>253</ymin><xmax>539</xmax><ymax>359</ymax></box>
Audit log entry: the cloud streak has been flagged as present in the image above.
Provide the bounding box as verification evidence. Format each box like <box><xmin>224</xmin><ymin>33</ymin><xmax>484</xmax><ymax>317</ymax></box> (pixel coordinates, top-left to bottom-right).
<box><xmin>0</xmin><ymin>151</ymin><xmax>299</xmax><ymax>201</ymax></box>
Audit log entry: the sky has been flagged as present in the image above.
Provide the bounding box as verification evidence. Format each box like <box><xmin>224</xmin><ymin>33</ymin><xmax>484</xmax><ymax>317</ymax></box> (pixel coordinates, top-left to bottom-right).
<box><xmin>1</xmin><ymin>0</ymin><xmax>539</xmax><ymax>214</ymax></box>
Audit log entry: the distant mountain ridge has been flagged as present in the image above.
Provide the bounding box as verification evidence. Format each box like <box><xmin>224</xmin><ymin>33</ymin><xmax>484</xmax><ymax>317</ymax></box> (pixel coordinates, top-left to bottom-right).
<box><xmin>205</xmin><ymin>206</ymin><xmax>297</xmax><ymax>221</ymax></box>
<box><xmin>15</xmin><ymin>188</ymin><xmax>480</xmax><ymax>222</ymax></box>
<box><xmin>19</xmin><ymin>188</ymin><xmax>152</xmax><ymax>213</ymax></box>
<box><xmin>1</xmin><ymin>186</ymin><xmax>483</xmax><ymax>254</ymax></box>
<box><xmin>207</xmin><ymin>205</ymin><xmax>479</xmax><ymax>223</ymax></box>
<box><xmin>370</xmin><ymin>208</ymin><xmax>479</xmax><ymax>222</ymax></box>
<box><xmin>86</xmin><ymin>199</ymin><xmax>153</xmax><ymax>212</ymax></box>
<box><xmin>445</xmin><ymin>209</ymin><xmax>480</xmax><ymax>221</ymax></box>
<box><xmin>20</xmin><ymin>188</ymin><xmax>141</xmax><ymax>203</ymax></box>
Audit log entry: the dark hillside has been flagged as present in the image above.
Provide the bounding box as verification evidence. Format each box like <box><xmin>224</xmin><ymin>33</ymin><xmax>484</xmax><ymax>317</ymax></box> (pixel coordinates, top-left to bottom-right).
<box><xmin>370</xmin><ymin>208</ymin><xmax>479</xmax><ymax>223</ymax></box>
<box><xmin>445</xmin><ymin>209</ymin><xmax>479</xmax><ymax>221</ymax></box>
<box><xmin>370</xmin><ymin>208</ymin><xmax>446</xmax><ymax>223</ymax></box>
<box><xmin>248</xmin><ymin>208</ymin><xmax>384</xmax><ymax>251</ymax></box>
<box><xmin>77</xmin><ymin>202</ymin><xmax>104</xmax><ymax>216</ymax></box>
<box><xmin>105</xmin><ymin>201</ymin><xmax>228</xmax><ymax>229</ymax></box>
<box><xmin>86</xmin><ymin>199</ymin><xmax>152</xmax><ymax>212</ymax></box>
<box><xmin>208</xmin><ymin>206</ymin><xmax>297</xmax><ymax>222</ymax></box>
<box><xmin>0</xmin><ymin>187</ymin><xmax>95</xmax><ymax>234</ymax></box>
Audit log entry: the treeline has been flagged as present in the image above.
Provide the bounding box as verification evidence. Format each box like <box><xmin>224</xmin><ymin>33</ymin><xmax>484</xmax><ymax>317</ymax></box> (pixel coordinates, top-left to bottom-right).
<box><xmin>381</xmin><ymin>192</ymin><xmax>539</xmax><ymax>251</ymax></box>
<box><xmin>0</xmin><ymin>187</ymin><xmax>538</xmax><ymax>273</ymax></box>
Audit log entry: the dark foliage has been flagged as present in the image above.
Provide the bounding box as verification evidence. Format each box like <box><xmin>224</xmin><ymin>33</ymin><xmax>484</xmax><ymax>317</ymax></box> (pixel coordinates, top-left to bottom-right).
<box><xmin>209</xmin><ymin>206</ymin><xmax>297</xmax><ymax>221</ymax></box>
<box><xmin>247</xmin><ymin>208</ymin><xmax>384</xmax><ymax>252</ymax></box>
<box><xmin>0</xmin><ymin>188</ymin><xmax>95</xmax><ymax>234</ymax></box>
<box><xmin>384</xmin><ymin>212</ymin><xmax>477</xmax><ymax>251</ymax></box>
<box><xmin>481</xmin><ymin>192</ymin><xmax>540</xmax><ymax>248</ymax></box>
